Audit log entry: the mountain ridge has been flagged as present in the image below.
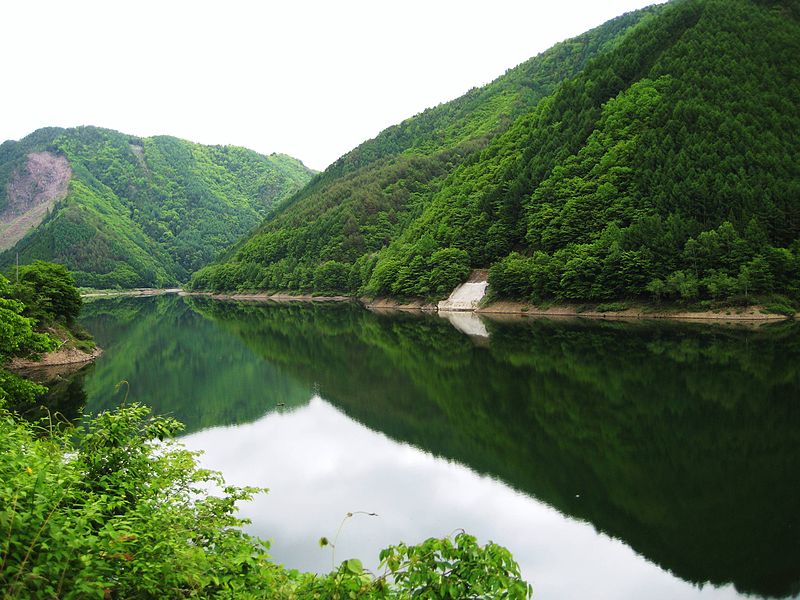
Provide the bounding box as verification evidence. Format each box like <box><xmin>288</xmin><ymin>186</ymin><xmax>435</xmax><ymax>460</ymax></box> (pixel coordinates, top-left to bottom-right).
<box><xmin>0</xmin><ymin>126</ymin><xmax>314</xmax><ymax>287</ymax></box>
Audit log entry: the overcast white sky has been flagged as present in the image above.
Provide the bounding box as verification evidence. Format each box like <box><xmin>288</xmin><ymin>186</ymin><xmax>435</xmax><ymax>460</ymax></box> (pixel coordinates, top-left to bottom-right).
<box><xmin>1</xmin><ymin>1</ymin><xmax>664</xmax><ymax>171</ymax></box>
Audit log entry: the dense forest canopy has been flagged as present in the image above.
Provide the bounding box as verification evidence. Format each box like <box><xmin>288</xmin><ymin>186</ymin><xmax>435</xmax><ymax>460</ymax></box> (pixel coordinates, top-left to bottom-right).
<box><xmin>192</xmin><ymin>0</ymin><xmax>800</xmax><ymax>306</ymax></box>
<box><xmin>0</xmin><ymin>126</ymin><xmax>314</xmax><ymax>288</ymax></box>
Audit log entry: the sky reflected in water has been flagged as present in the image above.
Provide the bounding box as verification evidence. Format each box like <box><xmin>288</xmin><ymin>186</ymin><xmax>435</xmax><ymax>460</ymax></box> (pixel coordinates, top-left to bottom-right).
<box><xmin>183</xmin><ymin>396</ymin><xmax>742</xmax><ymax>600</ymax></box>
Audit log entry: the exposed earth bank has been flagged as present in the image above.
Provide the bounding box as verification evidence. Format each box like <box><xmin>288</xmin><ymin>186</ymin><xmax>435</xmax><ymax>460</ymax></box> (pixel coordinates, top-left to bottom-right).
<box><xmin>476</xmin><ymin>301</ymin><xmax>795</xmax><ymax>322</ymax></box>
<box><xmin>8</xmin><ymin>346</ymin><xmax>102</xmax><ymax>369</ymax></box>
<box><xmin>82</xmin><ymin>288</ymin><xmax>798</xmax><ymax>322</ymax></box>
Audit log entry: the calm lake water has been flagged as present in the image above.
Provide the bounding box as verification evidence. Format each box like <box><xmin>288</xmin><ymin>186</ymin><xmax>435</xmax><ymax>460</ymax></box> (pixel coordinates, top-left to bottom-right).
<box><xmin>66</xmin><ymin>295</ymin><xmax>800</xmax><ymax>599</ymax></box>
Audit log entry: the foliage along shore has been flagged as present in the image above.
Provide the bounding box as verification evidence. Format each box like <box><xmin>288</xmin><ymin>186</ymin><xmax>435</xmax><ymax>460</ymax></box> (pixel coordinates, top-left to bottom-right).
<box><xmin>1</xmin><ymin>261</ymin><xmax>97</xmax><ymax>406</ymax></box>
<box><xmin>0</xmin><ymin>400</ymin><xmax>532</xmax><ymax>599</ymax></box>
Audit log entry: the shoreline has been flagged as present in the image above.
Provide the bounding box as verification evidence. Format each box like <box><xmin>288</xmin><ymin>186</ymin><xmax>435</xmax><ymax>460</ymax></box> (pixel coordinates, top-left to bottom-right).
<box><xmin>7</xmin><ymin>346</ymin><xmax>103</xmax><ymax>370</ymax></box>
<box><xmin>475</xmin><ymin>301</ymin><xmax>794</xmax><ymax>322</ymax></box>
<box><xmin>361</xmin><ymin>297</ymin><xmax>438</xmax><ymax>312</ymax></box>
<box><xmin>81</xmin><ymin>288</ymin><xmax>182</xmax><ymax>298</ymax></box>
<box><xmin>83</xmin><ymin>288</ymin><xmax>797</xmax><ymax>322</ymax></box>
<box><xmin>201</xmin><ymin>291</ymin><xmax>354</xmax><ymax>303</ymax></box>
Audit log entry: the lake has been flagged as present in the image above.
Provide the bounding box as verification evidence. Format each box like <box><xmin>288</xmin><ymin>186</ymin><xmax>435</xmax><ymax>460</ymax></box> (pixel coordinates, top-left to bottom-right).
<box><xmin>63</xmin><ymin>295</ymin><xmax>800</xmax><ymax>599</ymax></box>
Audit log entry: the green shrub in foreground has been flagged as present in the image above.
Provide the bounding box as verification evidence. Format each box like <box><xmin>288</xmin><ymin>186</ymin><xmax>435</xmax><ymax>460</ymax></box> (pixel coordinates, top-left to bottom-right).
<box><xmin>0</xmin><ymin>403</ymin><xmax>531</xmax><ymax>599</ymax></box>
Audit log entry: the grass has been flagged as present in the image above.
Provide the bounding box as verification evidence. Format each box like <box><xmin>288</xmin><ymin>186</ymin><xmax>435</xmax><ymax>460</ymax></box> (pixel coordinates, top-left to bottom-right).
<box><xmin>595</xmin><ymin>302</ymin><xmax>628</xmax><ymax>312</ymax></box>
<box><xmin>762</xmin><ymin>303</ymin><xmax>796</xmax><ymax>317</ymax></box>
<box><xmin>44</xmin><ymin>324</ymin><xmax>97</xmax><ymax>354</ymax></box>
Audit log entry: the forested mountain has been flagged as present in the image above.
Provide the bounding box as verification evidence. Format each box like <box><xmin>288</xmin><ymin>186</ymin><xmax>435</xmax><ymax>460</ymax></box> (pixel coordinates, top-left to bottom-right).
<box><xmin>0</xmin><ymin>127</ymin><xmax>313</xmax><ymax>287</ymax></box>
<box><xmin>192</xmin><ymin>0</ymin><xmax>800</xmax><ymax>306</ymax></box>
<box><xmin>189</xmin><ymin>5</ymin><xmax>659</xmax><ymax>294</ymax></box>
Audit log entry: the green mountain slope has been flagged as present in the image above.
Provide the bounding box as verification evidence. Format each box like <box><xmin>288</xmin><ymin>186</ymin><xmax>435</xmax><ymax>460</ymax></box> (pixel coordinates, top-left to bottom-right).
<box><xmin>193</xmin><ymin>0</ymin><xmax>800</xmax><ymax>305</ymax></box>
<box><xmin>0</xmin><ymin>127</ymin><xmax>314</xmax><ymax>287</ymax></box>
<box><xmin>189</xmin><ymin>5</ymin><xmax>660</xmax><ymax>294</ymax></box>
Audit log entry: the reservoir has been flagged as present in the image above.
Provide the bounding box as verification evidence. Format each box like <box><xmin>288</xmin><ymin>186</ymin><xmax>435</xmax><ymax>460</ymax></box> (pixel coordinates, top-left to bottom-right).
<box><xmin>69</xmin><ymin>295</ymin><xmax>800</xmax><ymax>599</ymax></box>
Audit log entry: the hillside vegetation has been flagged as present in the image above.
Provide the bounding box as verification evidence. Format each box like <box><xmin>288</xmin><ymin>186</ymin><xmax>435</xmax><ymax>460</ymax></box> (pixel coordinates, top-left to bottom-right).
<box><xmin>0</xmin><ymin>127</ymin><xmax>314</xmax><ymax>287</ymax></box>
<box><xmin>192</xmin><ymin>0</ymin><xmax>800</xmax><ymax>307</ymax></box>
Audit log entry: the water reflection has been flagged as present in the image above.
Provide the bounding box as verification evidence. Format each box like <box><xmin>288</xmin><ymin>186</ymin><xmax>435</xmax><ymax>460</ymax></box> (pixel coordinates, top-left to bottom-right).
<box><xmin>70</xmin><ymin>296</ymin><xmax>800</xmax><ymax>599</ymax></box>
<box><xmin>13</xmin><ymin>362</ymin><xmax>91</xmax><ymax>424</ymax></box>
<box><xmin>80</xmin><ymin>296</ymin><xmax>311</xmax><ymax>431</ymax></box>
<box><xmin>183</xmin><ymin>397</ymin><xmax>743</xmax><ymax>600</ymax></box>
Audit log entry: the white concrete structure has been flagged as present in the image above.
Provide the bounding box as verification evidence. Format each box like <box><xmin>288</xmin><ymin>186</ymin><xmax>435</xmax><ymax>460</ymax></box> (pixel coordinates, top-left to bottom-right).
<box><xmin>437</xmin><ymin>271</ymin><xmax>489</xmax><ymax>312</ymax></box>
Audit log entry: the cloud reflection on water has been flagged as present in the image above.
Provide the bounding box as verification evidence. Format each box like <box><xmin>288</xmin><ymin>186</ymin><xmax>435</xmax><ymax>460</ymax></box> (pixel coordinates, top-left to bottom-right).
<box><xmin>182</xmin><ymin>396</ymin><xmax>741</xmax><ymax>600</ymax></box>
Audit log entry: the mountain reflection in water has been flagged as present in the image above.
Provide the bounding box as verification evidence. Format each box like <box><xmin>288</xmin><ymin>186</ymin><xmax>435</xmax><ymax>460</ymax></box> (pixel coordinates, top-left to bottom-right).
<box><xmin>70</xmin><ymin>296</ymin><xmax>799</xmax><ymax>599</ymax></box>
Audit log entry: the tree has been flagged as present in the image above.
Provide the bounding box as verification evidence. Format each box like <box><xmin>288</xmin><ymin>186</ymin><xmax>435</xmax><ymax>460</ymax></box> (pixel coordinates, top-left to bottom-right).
<box><xmin>665</xmin><ymin>270</ymin><xmax>699</xmax><ymax>301</ymax></box>
<box><xmin>0</xmin><ymin>274</ymin><xmax>57</xmax><ymax>406</ymax></box>
<box><xmin>646</xmin><ymin>278</ymin><xmax>666</xmax><ymax>302</ymax></box>
<box><xmin>427</xmin><ymin>248</ymin><xmax>470</xmax><ymax>296</ymax></box>
<box><xmin>313</xmin><ymin>261</ymin><xmax>352</xmax><ymax>294</ymax></box>
<box><xmin>10</xmin><ymin>261</ymin><xmax>82</xmax><ymax>325</ymax></box>
<box><xmin>701</xmin><ymin>271</ymin><xmax>738</xmax><ymax>300</ymax></box>
<box><xmin>489</xmin><ymin>253</ymin><xmax>535</xmax><ymax>298</ymax></box>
